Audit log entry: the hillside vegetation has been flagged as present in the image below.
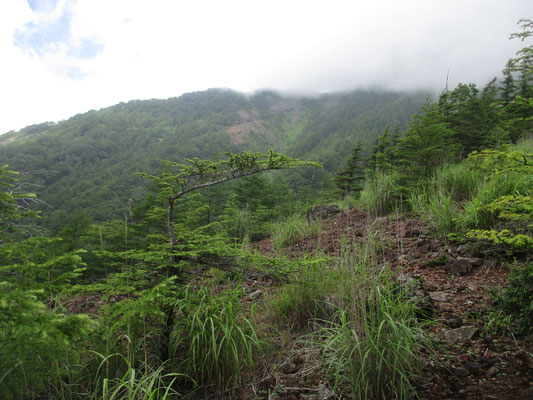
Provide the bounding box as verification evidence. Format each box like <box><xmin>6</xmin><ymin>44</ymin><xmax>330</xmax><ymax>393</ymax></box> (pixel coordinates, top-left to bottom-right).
<box><xmin>0</xmin><ymin>89</ymin><xmax>427</xmax><ymax>231</ymax></box>
<box><xmin>0</xmin><ymin>18</ymin><xmax>532</xmax><ymax>400</ymax></box>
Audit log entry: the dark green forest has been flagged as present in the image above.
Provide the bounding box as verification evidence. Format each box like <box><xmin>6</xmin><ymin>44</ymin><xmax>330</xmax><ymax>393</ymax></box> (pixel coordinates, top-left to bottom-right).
<box><xmin>0</xmin><ymin>18</ymin><xmax>532</xmax><ymax>400</ymax></box>
<box><xmin>0</xmin><ymin>89</ymin><xmax>428</xmax><ymax>231</ymax></box>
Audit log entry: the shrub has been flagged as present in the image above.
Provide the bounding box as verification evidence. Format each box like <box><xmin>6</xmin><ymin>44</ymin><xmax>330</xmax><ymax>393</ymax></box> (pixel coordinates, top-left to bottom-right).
<box><xmin>494</xmin><ymin>262</ymin><xmax>533</xmax><ymax>334</ymax></box>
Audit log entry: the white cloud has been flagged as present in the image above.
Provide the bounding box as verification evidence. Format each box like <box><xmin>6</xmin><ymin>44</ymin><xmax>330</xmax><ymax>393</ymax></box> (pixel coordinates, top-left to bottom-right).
<box><xmin>0</xmin><ymin>0</ymin><xmax>531</xmax><ymax>133</ymax></box>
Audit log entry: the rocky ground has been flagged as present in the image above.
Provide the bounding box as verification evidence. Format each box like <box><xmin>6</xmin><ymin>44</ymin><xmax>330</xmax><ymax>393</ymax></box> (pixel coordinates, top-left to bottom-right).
<box><xmin>246</xmin><ymin>208</ymin><xmax>533</xmax><ymax>400</ymax></box>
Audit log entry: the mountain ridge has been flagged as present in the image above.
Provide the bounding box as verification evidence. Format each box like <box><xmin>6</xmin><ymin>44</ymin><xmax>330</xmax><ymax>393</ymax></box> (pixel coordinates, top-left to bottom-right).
<box><xmin>0</xmin><ymin>88</ymin><xmax>430</xmax><ymax>230</ymax></box>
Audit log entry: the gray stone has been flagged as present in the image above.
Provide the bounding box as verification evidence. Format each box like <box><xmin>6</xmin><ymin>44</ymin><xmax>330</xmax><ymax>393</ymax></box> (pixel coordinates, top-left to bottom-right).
<box><xmin>430</xmin><ymin>291</ymin><xmax>449</xmax><ymax>302</ymax></box>
<box><xmin>317</xmin><ymin>384</ymin><xmax>335</xmax><ymax>400</ymax></box>
<box><xmin>444</xmin><ymin>325</ymin><xmax>477</xmax><ymax>345</ymax></box>
<box><xmin>487</xmin><ymin>366</ymin><xmax>499</xmax><ymax>377</ymax></box>
<box><xmin>468</xmin><ymin>257</ymin><xmax>484</xmax><ymax>267</ymax></box>
<box><xmin>456</xmin><ymin>244</ymin><xmax>470</xmax><ymax>255</ymax></box>
<box><xmin>395</xmin><ymin>274</ymin><xmax>434</xmax><ymax>318</ymax></box>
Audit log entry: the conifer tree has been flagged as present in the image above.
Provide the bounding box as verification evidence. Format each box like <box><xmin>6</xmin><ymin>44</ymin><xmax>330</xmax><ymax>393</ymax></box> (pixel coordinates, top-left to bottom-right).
<box><xmin>334</xmin><ymin>142</ymin><xmax>365</xmax><ymax>196</ymax></box>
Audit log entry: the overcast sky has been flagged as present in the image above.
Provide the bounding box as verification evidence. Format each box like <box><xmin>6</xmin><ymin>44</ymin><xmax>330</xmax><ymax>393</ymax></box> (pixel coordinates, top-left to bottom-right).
<box><xmin>0</xmin><ymin>0</ymin><xmax>531</xmax><ymax>134</ymax></box>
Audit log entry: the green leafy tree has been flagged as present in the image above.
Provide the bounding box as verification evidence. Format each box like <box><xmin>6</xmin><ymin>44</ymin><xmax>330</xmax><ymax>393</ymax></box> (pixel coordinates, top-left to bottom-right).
<box><xmin>139</xmin><ymin>150</ymin><xmax>320</xmax><ymax>264</ymax></box>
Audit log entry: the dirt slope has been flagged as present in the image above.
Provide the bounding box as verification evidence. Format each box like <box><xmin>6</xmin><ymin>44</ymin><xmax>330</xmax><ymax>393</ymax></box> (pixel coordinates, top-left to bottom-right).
<box><xmin>249</xmin><ymin>208</ymin><xmax>533</xmax><ymax>400</ymax></box>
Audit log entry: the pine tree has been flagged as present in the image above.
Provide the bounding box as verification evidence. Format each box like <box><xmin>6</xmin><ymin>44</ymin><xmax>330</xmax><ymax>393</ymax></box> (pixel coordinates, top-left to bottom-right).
<box><xmin>334</xmin><ymin>143</ymin><xmax>365</xmax><ymax>196</ymax></box>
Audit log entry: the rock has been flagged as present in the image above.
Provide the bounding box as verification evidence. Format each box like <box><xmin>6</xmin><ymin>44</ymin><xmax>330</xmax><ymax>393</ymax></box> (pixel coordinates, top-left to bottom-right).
<box><xmin>444</xmin><ymin>326</ymin><xmax>477</xmax><ymax>345</ymax></box>
<box><xmin>445</xmin><ymin>258</ymin><xmax>473</xmax><ymax>276</ymax></box>
<box><xmin>306</xmin><ymin>205</ymin><xmax>340</xmax><ymax>222</ymax></box>
<box><xmin>513</xmin><ymin>350</ymin><xmax>533</xmax><ymax>370</ymax></box>
<box><xmin>463</xmin><ymin>361</ymin><xmax>482</xmax><ymax>375</ymax></box>
<box><xmin>317</xmin><ymin>384</ymin><xmax>335</xmax><ymax>400</ymax></box>
<box><xmin>395</xmin><ymin>274</ymin><xmax>434</xmax><ymax>318</ymax></box>
<box><xmin>454</xmin><ymin>366</ymin><xmax>470</xmax><ymax>377</ymax></box>
<box><xmin>430</xmin><ymin>291</ymin><xmax>449</xmax><ymax>302</ymax></box>
<box><xmin>445</xmin><ymin>315</ymin><xmax>463</xmax><ymax>328</ymax></box>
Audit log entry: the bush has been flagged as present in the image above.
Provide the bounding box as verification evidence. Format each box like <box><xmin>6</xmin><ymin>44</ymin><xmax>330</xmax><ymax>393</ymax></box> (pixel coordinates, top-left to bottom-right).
<box><xmin>494</xmin><ymin>262</ymin><xmax>533</xmax><ymax>334</ymax></box>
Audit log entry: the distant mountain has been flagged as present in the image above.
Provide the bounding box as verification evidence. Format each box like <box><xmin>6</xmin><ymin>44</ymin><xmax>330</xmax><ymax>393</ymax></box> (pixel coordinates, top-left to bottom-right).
<box><xmin>0</xmin><ymin>88</ymin><xmax>429</xmax><ymax>230</ymax></box>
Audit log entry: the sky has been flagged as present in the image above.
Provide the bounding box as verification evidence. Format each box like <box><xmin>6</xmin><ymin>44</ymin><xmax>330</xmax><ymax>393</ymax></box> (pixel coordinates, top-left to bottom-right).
<box><xmin>0</xmin><ymin>0</ymin><xmax>531</xmax><ymax>134</ymax></box>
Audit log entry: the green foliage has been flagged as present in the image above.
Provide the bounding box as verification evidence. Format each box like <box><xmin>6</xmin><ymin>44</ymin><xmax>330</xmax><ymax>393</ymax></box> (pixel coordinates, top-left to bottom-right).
<box><xmin>310</xmin><ymin>246</ymin><xmax>431</xmax><ymax>400</ymax></box>
<box><xmin>396</xmin><ymin>102</ymin><xmax>458</xmax><ymax>179</ymax></box>
<box><xmin>439</xmin><ymin>82</ymin><xmax>501</xmax><ymax>157</ymax></box>
<box><xmin>93</xmin><ymin>356</ymin><xmax>182</xmax><ymax>400</ymax></box>
<box><xmin>0</xmin><ymin>165</ymin><xmax>39</xmax><ymax>239</ymax></box>
<box><xmin>493</xmin><ymin>262</ymin><xmax>533</xmax><ymax>334</ymax></box>
<box><xmin>0</xmin><ymin>282</ymin><xmax>94</xmax><ymax>399</ymax></box>
<box><xmin>0</xmin><ymin>237</ymin><xmax>86</xmax><ymax>294</ymax></box>
<box><xmin>0</xmin><ymin>89</ymin><xmax>428</xmax><ymax>231</ymax></box>
<box><xmin>359</xmin><ymin>171</ymin><xmax>403</xmax><ymax>216</ymax></box>
<box><xmin>270</xmin><ymin>257</ymin><xmax>335</xmax><ymax>330</ymax></box>
<box><xmin>463</xmin><ymin>145</ymin><xmax>532</xmax><ymax>249</ymax></box>
<box><xmin>334</xmin><ymin>142</ymin><xmax>366</xmax><ymax>196</ymax></box>
<box><xmin>169</xmin><ymin>286</ymin><xmax>261</xmax><ymax>389</ymax></box>
<box><xmin>368</xmin><ymin>126</ymin><xmax>401</xmax><ymax>177</ymax></box>
<box><xmin>269</xmin><ymin>213</ymin><xmax>321</xmax><ymax>252</ymax></box>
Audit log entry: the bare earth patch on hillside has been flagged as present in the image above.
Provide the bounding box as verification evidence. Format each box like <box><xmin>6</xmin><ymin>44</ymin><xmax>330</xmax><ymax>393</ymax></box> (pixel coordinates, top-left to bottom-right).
<box><xmin>248</xmin><ymin>208</ymin><xmax>533</xmax><ymax>400</ymax></box>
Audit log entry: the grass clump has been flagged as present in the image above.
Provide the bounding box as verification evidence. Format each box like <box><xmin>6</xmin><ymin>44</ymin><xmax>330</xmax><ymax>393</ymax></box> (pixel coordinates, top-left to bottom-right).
<box><xmin>94</xmin><ymin>355</ymin><xmax>182</xmax><ymax>400</ymax></box>
<box><xmin>311</xmin><ymin>247</ymin><xmax>431</xmax><ymax>400</ymax></box>
<box><xmin>269</xmin><ymin>256</ymin><xmax>335</xmax><ymax>330</ymax></box>
<box><xmin>269</xmin><ymin>213</ymin><xmax>320</xmax><ymax>252</ymax></box>
<box><xmin>359</xmin><ymin>172</ymin><xmax>403</xmax><ymax>216</ymax></box>
<box><xmin>169</xmin><ymin>286</ymin><xmax>261</xmax><ymax>391</ymax></box>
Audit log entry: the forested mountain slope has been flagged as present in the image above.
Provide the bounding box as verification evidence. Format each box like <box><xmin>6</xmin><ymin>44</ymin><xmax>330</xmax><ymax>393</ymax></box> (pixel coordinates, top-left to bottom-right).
<box><xmin>0</xmin><ymin>89</ymin><xmax>428</xmax><ymax>230</ymax></box>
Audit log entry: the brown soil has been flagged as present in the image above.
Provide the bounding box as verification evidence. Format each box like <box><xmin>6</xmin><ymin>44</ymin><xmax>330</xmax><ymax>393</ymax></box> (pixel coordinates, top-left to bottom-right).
<box><xmin>246</xmin><ymin>208</ymin><xmax>533</xmax><ymax>400</ymax></box>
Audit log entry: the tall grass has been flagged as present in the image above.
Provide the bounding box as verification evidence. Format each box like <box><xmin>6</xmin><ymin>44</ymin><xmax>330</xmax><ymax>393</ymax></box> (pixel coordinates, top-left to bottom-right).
<box><xmin>410</xmin><ymin>140</ymin><xmax>533</xmax><ymax>237</ymax></box>
<box><xmin>93</xmin><ymin>355</ymin><xmax>182</xmax><ymax>400</ymax></box>
<box><xmin>169</xmin><ymin>287</ymin><xmax>261</xmax><ymax>390</ymax></box>
<box><xmin>359</xmin><ymin>172</ymin><xmax>403</xmax><ymax>216</ymax></box>
<box><xmin>268</xmin><ymin>239</ymin><xmax>432</xmax><ymax>399</ymax></box>
<box><xmin>457</xmin><ymin>172</ymin><xmax>533</xmax><ymax>229</ymax></box>
<box><xmin>296</xmin><ymin>244</ymin><xmax>430</xmax><ymax>399</ymax></box>
<box><xmin>409</xmin><ymin>191</ymin><xmax>459</xmax><ymax>237</ymax></box>
<box><xmin>269</xmin><ymin>213</ymin><xmax>320</xmax><ymax>252</ymax></box>
<box><xmin>311</xmin><ymin>247</ymin><xmax>431</xmax><ymax>399</ymax></box>
<box><xmin>269</xmin><ymin>256</ymin><xmax>335</xmax><ymax>330</ymax></box>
